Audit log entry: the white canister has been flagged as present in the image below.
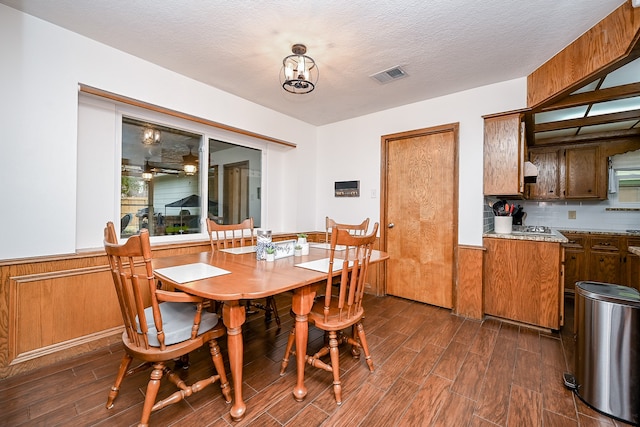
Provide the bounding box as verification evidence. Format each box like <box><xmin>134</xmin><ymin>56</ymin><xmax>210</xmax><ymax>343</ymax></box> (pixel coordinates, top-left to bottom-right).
<box><xmin>494</xmin><ymin>216</ymin><xmax>513</xmax><ymax>234</ymax></box>
<box><xmin>300</xmin><ymin>242</ymin><xmax>309</xmax><ymax>255</ymax></box>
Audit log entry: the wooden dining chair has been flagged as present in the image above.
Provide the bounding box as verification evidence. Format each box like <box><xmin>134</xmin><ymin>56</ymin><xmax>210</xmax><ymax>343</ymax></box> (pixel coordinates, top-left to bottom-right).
<box><xmin>206</xmin><ymin>217</ymin><xmax>281</xmax><ymax>327</ymax></box>
<box><xmin>280</xmin><ymin>222</ymin><xmax>379</xmax><ymax>405</ymax></box>
<box><xmin>103</xmin><ymin>222</ymin><xmax>231</xmax><ymax>426</ymax></box>
<box><xmin>325</xmin><ymin>216</ymin><xmax>370</xmax><ymax>243</ymax></box>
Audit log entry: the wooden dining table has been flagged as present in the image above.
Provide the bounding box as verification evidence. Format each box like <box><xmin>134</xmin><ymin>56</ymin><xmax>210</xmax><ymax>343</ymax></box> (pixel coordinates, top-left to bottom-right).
<box><xmin>152</xmin><ymin>244</ymin><xmax>388</xmax><ymax>421</ymax></box>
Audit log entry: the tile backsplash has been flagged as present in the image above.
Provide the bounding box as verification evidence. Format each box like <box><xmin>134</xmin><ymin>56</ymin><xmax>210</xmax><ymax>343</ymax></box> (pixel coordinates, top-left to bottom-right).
<box><xmin>484</xmin><ymin>195</ymin><xmax>639</xmax><ymax>232</ymax></box>
<box><xmin>483</xmin><ymin>203</ymin><xmax>494</xmax><ymax>233</ymax></box>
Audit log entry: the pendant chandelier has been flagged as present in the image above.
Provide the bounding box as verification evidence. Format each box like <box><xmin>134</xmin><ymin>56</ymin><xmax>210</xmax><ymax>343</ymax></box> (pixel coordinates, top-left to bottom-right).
<box><xmin>281</xmin><ymin>44</ymin><xmax>319</xmax><ymax>94</ymax></box>
<box><xmin>142</xmin><ymin>128</ymin><xmax>161</xmax><ymax>145</ymax></box>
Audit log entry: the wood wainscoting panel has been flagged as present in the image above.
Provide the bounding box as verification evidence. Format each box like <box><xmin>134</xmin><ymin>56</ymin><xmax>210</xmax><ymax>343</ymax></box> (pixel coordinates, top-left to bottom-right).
<box><xmin>11</xmin><ymin>266</ymin><xmax>123</xmax><ymax>360</ymax></box>
<box><xmin>0</xmin><ymin>240</ymin><xmax>211</xmax><ymax>379</ymax></box>
<box><xmin>455</xmin><ymin>245</ymin><xmax>485</xmax><ymax>320</ymax></box>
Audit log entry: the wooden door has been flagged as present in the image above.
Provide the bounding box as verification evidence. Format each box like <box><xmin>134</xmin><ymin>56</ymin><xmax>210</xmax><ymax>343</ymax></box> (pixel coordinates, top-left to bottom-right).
<box><xmin>381</xmin><ymin>124</ymin><xmax>458</xmax><ymax>308</ymax></box>
<box><xmin>223</xmin><ymin>161</ymin><xmax>249</xmax><ymax>224</ymax></box>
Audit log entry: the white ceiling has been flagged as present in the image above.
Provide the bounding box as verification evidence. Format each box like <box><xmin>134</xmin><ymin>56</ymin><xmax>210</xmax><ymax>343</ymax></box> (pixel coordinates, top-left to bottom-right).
<box><xmin>1</xmin><ymin>0</ymin><xmax>626</xmax><ymax>126</ymax></box>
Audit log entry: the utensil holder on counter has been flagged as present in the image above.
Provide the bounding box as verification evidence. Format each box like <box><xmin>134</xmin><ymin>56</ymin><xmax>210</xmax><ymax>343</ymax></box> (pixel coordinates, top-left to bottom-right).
<box><xmin>494</xmin><ymin>216</ymin><xmax>513</xmax><ymax>234</ymax></box>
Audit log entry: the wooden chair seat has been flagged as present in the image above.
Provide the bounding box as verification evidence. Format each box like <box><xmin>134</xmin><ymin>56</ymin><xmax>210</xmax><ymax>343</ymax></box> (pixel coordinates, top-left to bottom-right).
<box><xmin>103</xmin><ymin>222</ymin><xmax>231</xmax><ymax>427</ymax></box>
<box><xmin>121</xmin><ymin>320</ymin><xmax>226</xmax><ymax>362</ymax></box>
<box><xmin>308</xmin><ymin>296</ymin><xmax>365</xmax><ymax>331</ymax></box>
<box><xmin>135</xmin><ymin>301</ymin><xmax>221</xmax><ymax>347</ymax></box>
<box><xmin>280</xmin><ymin>222</ymin><xmax>379</xmax><ymax>405</ymax></box>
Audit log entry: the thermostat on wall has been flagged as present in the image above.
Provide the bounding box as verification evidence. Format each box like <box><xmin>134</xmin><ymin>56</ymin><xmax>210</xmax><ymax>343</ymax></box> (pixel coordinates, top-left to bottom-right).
<box><xmin>335</xmin><ymin>180</ymin><xmax>360</xmax><ymax>197</ymax></box>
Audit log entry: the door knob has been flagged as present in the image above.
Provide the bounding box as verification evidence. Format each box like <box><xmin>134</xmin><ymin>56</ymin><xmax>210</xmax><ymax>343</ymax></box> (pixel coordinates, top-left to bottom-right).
<box><xmin>388</xmin><ymin>223</ymin><xmax>394</xmax><ymax>229</ymax></box>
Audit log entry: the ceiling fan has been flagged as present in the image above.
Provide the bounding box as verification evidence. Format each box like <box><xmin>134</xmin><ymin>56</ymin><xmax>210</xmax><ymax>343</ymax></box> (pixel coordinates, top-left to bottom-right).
<box><xmin>122</xmin><ymin>144</ymin><xmax>200</xmax><ymax>179</ymax></box>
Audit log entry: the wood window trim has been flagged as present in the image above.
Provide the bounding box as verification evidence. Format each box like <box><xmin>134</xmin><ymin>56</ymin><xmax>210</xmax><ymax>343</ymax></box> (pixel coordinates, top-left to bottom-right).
<box><xmin>78</xmin><ymin>84</ymin><xmax>296</xmax><ymax>148</ymax></box>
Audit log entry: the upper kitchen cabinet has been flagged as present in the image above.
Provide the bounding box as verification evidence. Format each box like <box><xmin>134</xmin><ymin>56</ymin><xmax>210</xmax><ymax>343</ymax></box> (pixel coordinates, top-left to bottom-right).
<box><xmin>565</xmin><ymin>145</ymin><xmax>603</xmax><ymax>199</ymax></box>
<box><xmin>527</xmin><ymin>143</ymin><xmax>633</xmax><ymax>201</ymax></box>
<box><xmin>483</xmin><ymin>112</ymin><xmax>526</xmax><ymax>197</ymax></box>
<box><xmin>527</xmin><ymin>147</ymin><xmax>561</xmax><ymax>200</ymax></box>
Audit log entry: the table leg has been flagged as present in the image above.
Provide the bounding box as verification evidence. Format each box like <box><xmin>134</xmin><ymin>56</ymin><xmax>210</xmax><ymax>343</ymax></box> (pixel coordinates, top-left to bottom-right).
<box><xmin>222</xmin><ymin>300</ymin><xmax>246</xmax><ymax>421</ymax></box>
<box><xmin>291</xmin><ymin>286</ymin><xmax>316</xmax><ymax>401</ymax></box>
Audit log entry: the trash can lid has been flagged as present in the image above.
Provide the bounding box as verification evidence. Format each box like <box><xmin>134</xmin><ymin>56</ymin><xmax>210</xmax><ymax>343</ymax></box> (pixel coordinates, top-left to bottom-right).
<box><xmin>576</xmin><ymin>281</ymin><xmax>640</xmax><ymax>306</ymax></box>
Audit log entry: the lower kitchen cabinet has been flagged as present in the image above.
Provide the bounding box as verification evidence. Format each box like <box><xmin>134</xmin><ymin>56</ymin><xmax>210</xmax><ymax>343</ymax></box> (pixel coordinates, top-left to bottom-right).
<box><xmin>589</xmin><ymin>236</ymin><xmax>622</xmax><ymax>284</ymax></box>
<box><xmin>625</xmin><ymin>237</ymin><xmax>640</xmax><ymax>290</ymax></box>
<box><xmin>561</xmin><ymin>232</ymin><xmax>638</xmax><ymax>291</ymax></box>
<box><xmin>484</xmin><ymin>238</ymin><xmax>563</xmax><ymax>330</ymax></box>
<box><xmin>562</xmin><ymin>233</ymin><xmax>587</xmax><ymax>294</ymax></box>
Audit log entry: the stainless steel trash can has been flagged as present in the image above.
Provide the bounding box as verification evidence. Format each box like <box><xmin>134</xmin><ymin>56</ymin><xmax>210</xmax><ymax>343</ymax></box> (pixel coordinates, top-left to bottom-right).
<box><xmin>572</xmin><ymin>281</ymin><xmax>640</xmax><ymax>425</ymax></box>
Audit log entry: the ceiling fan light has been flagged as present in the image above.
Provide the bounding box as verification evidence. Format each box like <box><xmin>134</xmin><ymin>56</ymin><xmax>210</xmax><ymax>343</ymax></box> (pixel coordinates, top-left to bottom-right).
<box><xmin>182</xmin><ymin>147</ymin><xmax>199</xmax><ymax>175</ymax></box>
<box><xmin>142</xmin><ymin>160</ymin><xmax>153</xmax><ymax>181</ymax></box>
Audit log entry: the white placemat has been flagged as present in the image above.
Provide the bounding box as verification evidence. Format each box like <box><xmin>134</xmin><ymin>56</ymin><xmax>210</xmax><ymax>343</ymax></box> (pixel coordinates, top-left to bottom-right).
<box><xmin>155</xmin><ymin>262</ymin><xmax>231</xmax><ymax>283</ymax></box>
<box><xmin>308</xmin><ymin>243</ymin><xmax>347</xmax><ymax>251</ymax></box>
<box><xmin>294</xmin><ymin>257</ymin><xmax>351</xmax><ymax>273</ymax></box>
<box><xmin>220</xmin><ymin>245</ymin><xmax>256</xmax><ymax>254</ymax></box>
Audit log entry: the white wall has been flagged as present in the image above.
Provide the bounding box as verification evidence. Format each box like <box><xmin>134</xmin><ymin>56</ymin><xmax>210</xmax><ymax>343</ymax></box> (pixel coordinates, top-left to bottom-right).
<box><xmin>316</xmin><ymin>78</ymin><xmax>528</xmax><ymax>246</ymax></box>
<box><xmin>0</xmin><ymin>4</ymin><xmax>317</xmax><ymax>259</ymax></box>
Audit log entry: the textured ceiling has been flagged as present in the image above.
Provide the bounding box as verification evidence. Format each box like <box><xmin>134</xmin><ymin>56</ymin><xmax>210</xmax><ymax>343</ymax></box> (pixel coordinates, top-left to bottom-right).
<box><xmin>1</xmin><ymin>0</ymin><xmax>626</xmax><ymax>125</ymax></box>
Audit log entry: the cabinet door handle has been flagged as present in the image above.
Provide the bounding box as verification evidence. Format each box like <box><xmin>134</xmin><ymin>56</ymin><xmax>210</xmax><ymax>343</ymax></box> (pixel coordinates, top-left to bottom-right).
<box><xmin>600</xmin><ymin>258</ymin><xmax>604</xmax><ymax>262</ymax></box>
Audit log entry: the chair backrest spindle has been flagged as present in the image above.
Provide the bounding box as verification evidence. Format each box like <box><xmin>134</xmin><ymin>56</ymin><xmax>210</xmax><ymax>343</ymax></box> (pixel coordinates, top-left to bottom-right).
<box><xmin>325</xmin><ymin>216</ymin><xmax>370</xmax><ymax>243</ymax></box>
<box><xmin>324</xmin><ymin>223</ymin><xmax>378</xmax><ymax>324</ymax></box>
<box><xmin>206</xmin><ymin>218</ymin><xmax>254</xmax><ymax>251</ymax></box>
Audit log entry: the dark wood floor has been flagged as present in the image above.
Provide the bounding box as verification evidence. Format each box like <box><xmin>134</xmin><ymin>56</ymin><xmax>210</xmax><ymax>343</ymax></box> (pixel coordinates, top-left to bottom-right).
<box><xmin>0</xmin><ymin>293</ymin><xmax>633</xmax><ymax>427</ymax></box>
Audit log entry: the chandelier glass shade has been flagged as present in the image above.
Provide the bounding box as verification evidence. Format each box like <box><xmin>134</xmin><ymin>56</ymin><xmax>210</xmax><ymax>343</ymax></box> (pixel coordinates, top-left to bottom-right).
<box><xmin>142</xmin><ymin>128</ymin><xmax>161</xmax><ymax>145</ymax></box>
<box><xmin>182</xmin><ymin>148</ymin><xmax>198</xmax><ymax>176</ymax></box>
<box><xmin>281</xmin><ymin>44</ymin><xmax>318</xmax><ymax>94</ymax></box>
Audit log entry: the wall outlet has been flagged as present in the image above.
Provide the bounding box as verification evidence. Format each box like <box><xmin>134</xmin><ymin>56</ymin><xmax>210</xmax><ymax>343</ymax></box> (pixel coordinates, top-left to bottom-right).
<box><xmin>568</xmin><ymin>210</ymin><xmax>576</xmax><ymax>219</ymax></box>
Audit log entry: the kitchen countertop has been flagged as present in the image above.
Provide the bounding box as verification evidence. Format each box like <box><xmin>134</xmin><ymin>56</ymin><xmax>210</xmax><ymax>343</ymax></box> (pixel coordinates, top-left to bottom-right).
<box><xmin>556</xmin><ymin>228</ymin><xmax>640</xmax><ymax>237</ymax></box>
<box><xmin>630</xmin><ymin>246</ymin><xmax>640</xmax><ymax>256</ymax></box>
<box><xmin>483</xmin><ymin>228</ymin><xmax>568</xmax><ymax>243</ymax></box>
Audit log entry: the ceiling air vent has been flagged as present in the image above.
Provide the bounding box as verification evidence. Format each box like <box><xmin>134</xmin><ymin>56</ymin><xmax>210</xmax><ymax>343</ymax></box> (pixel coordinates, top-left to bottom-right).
<box><xmin>370</xmin><ymin>66</ymin><xmax>408</xmax><ymax>84</ymax></box>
